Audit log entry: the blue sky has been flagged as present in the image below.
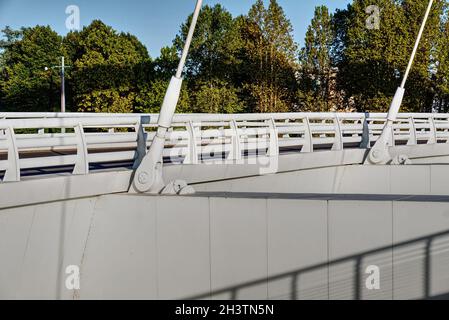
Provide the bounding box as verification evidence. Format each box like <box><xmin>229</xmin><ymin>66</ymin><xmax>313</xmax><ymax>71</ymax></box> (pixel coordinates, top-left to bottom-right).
<box><xmin>0</xmin><ymin>0</ymin><xmax>351</xmax><ymax>58</ymax></box>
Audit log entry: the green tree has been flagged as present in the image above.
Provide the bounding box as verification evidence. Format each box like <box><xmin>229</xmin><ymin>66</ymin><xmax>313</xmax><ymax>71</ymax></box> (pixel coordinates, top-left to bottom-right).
<box><xmin>337</xmin><ymin>0</ymin><xmax>445</xmax><ymax>112</ymax></box>
<box><xmin>401</xmin><ymin>0</ymin><xmax>446</xmax><ymax>112</ymax></box>
<box><xmin>174</xmin><ymin>4</ymin><xmax>243</xmax><ymax>85</ymax></box>
<box><xmin>0</xmin><ymin>26</ymin><xmax>63</xmax><ymax>112</ymax></box>
<box><xmin>135</xmin><ymin>45</ymin><xmax>191</xmax><ymax>114</ymax></box>
<box><xmin>298</xmin><ymin>6</ymin><xmax>335</xmax><ymax>111</ymax></box>
<box><xmin>174</xmin><ymin>4</ymin><xmax>244</xmax><ymax>113</ymax></box>
<box><xmin>433</xmin><ymin>5</ymin><xmax>449</xmax><ymax>112</ymax></box>
<box><xmin>154</xmin><ymin>45</ymin><xmax>180</xmax><ymax>80</ymax></box>
<box><xmin>135</xmin><ymin>79</ymin><xmax>191</xmax><ymax>114</ymax></box>
<box><xmin>239</xmin><ymin>0</ymin><xmax>298</xmax><ymax>113</ymax></box>
<box><xmin>192</xmin><ymin>79</ymin><xmax>244</xmax><ymax>113</ymax></box>
<box><xmin>66</xmin><ymin>20</ymin><xmax>153</xmax><ymax>113</ymax></box>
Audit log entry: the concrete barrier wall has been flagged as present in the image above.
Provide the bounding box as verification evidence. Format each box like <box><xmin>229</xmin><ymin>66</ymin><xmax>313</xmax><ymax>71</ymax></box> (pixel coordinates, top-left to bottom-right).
<box><xmin>193</xmin><ymin>165</ymin><xmax>449</xmax><ymax>196</ymax></box>
<box><xmin>1</xmin><ymin>193</ymin><xmax>449</xmax><ymax>300</ymax></box>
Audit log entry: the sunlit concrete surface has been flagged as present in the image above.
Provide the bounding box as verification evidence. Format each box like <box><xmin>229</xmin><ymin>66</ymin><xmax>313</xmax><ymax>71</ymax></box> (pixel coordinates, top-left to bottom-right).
<box><xmin>1</xmin><ymin>190</ymin><xmax>449</xmax><ymax>300</ymax></box>
<box><xmin>1</xmin><ymin>112</ymin><xmax>449</xmax><ymax>300</ymax></box>
<box><xmin>193</xmin><ymin>164</ymin><xmax>449</xmax><ymax>196</ymax></box>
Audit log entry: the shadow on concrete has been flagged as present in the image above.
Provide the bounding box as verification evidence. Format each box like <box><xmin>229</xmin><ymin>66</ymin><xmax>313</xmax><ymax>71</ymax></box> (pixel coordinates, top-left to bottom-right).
<box><xmin>187</xmin><ymin>229</ymin><xmax>449</xmax><ymax>300</ymax></box>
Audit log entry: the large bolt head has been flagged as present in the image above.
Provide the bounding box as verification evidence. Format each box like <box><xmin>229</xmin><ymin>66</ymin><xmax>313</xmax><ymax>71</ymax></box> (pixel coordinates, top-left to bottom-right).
<box><xmin>138</xmin><ymin>172</ymin><xmax>150</xmax><ymax>185</ymax></box>
<box><xmin>369</xmin><ymin>149</ymin><xmax>383</xmax><ymax>164</ymax></box>
<box><xmin>372</xmin><ymin>150</ymin><xmax>381</xmax><ymax>159</ymax></box>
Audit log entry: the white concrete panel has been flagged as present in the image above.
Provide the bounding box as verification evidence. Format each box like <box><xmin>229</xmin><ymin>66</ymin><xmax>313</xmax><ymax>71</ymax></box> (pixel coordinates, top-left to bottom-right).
<box><xmin>156</xmin><ymin>196</ymin><xmax>211</xmax><ymax>300</ymax></box>
<box><xmin>267</xmin><ymin>199</ymin><xmax>328</xmax><ymax>300</ymax></box>
<box><xmin>3</xmin><ymin>189</ymin><xmax>449</xmax><ymax>300</ymax></box>
<box><xmin>328</xmin><ymin>201</ymin><xmax>393</xmax><ymax>300</ymax></box>
<box><xmin>79</xmin><ymin>195</ymin><xmax>158</xmax><ymax>299</ymax></box>
<box><xmin>390</xmin><ymin>166</ymin><xmax>431</xmax><ymax>195</ymax></box>
<box><xmin>58</xmin><ymin>198</ymin><xmax>98</xmax><ymax>300</ymax></box>
<box><xmin>284</xmin><ymin>168</ymin><xmax>335</xmax><ymax>194</ymax></box>
<box><xmin>210</xmin><ymin>197</ymin><xmax>268</xmax><ymax>300</ymax></box>
<box><xmin>194</xmin><ymin>180</ymin><xmax>233</xmax><ymax>192</ymax></box>
<box><xmin>207</xmin><ymin>167</ymin><xmax>336</xmax><ymax>194</ymax></box>
<box><xmin>336</xmin><ymin>166</ymin><xmax>390</xmax><ymax>194</ymax></box>
<box><xmin>229</xmin><ymin>175</ymin><xmax>282</xmax><ymax>193</ymax></box>
<box><xmin>393</xmin><ymin>242</ymin><xmax>427</xmax><ymax>300</ymax></box>
<box><xmin>0</xmin><ymin>206</ymin><xmax>36</xmax><ymax>299</ymax></box>
<box><xmin>238</xmin><ymin>173</ymin><xmax>294</xmax><ymax>194</ymax></box>
<box><xmin>0</xmin><ymin>170</ymin><xmax>132</xmax><ymax>209</ymax></box>
<box><xmin>194</xmin><ymin>165</ymin><xmax>449</xmax><ymax>196</ymax></box>
<box><xmin>16</xmin><ymin>201</ymin><xmax>78</xmax><ymax>299</ymax></box>
<box><xmin>430</xmin><ymin>234</ymin><xmax>449</xmax><ymax>299</ymax></box>
<box><xmin>393</xmin><ymin>202</ymin><xmax>449</xmax><ymax>300</ymax></box>
<box><xmin>198</xmin><ymin>166</ymin><xmax>392</xmax><ymax>195</ymax></box>
<box><xmin>431</xmin><ymin>165</ymin><xmax>449</xmax><ymax>195</ymax></box>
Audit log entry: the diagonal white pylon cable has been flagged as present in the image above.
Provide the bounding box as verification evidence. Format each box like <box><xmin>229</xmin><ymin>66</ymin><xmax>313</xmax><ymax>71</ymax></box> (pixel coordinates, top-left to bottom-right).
<box><xmin>366</xmin><ymin>0</ymin><xmax>434</xmax><ymax>164</ymax></box>
<box><xmin>130</xmin><ymin>0</ymin><xmax>203</xmax><ymax>193</ymax></box>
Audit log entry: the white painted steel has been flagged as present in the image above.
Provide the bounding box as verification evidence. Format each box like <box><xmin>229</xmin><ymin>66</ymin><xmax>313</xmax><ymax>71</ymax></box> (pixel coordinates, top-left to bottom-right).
<box><xmin>1</xmin><ymin>112</ymin><xmax>449</xmax><ymax>182</ymax></box>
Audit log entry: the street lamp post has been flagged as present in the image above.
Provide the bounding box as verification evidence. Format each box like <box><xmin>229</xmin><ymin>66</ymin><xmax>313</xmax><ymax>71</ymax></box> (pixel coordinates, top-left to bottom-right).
<box><xmin>61</xmin><ymin>56</ymin><xmax>66</xmax><ymax>113</ymax></box>
<box><xmin>45</xmin><ymin>56</ymin><xmax>70</xmax><ymax>114</ymax></box>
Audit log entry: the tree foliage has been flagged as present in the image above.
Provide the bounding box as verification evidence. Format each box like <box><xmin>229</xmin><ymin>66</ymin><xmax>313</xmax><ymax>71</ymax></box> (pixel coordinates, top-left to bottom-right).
<box><xmin>299</xmin><ymin>6</ymin><xmax>335</xmax><ymax>111</ymax></box>
<box><xmin>0</xmin><ymin>26</ymin><xmax>63</xmax><ymax>112</ymax></box>
<box><xmin>238</xmin><ymin>0</ymin><xmax>298</xmax><ymax>113</ymax></box>
<box><xmin>335</xmin><ymin>0</ymin><xmax>447</xmax><ymax>112</ymax></box>
<box><xmin>65</xmin><ymin>20</ymin><xmax>153</xmax><ymax>113</ymax></box>
<box><xmin>1</xmin><ymin>0</ymin><xmax>449</xmax><ymax>114</ymax></box>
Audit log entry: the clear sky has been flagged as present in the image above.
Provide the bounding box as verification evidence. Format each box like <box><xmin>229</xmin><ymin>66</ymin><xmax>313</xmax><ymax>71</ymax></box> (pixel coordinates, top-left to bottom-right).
<box><xmin>0</xmin><ymin>0</ymin><xmax>351</xmax><ymax>58</ymax></box>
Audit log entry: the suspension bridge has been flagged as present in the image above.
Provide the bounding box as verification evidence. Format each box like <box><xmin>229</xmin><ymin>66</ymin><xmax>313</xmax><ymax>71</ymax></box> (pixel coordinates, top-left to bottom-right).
<box><xmin>1</xmin><ymin>0</ymin><xmax>448</xmax><ymax>301</ymax></box>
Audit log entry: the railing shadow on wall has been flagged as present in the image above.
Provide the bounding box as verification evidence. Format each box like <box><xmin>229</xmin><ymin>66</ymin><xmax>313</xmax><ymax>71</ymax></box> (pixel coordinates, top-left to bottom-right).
<box><xmin>187</xmin><ymin>229</ymin><xmax>449</xmax><ymax>300</ymax></box>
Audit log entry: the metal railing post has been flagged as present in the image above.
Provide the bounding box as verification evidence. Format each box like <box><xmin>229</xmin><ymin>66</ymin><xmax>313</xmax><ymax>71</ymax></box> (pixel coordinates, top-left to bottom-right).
<box><xmin>390</xmin><ymin>122</ymin><xmax>395</xmax><ymax>147</ymax></box>
<box><xmin>360</xmin><ymin>114</ymin><xmax>371</xmax><ymax>148</ymax></box>
<box><xmin>3</xmin><ymin>127</ymin><xmax>20</xmax><ymax>182</ymax></box>
<box><xmin>302</xmin><ymin>117</ymin><xmax>313</xmax><ymax>153</ymax></box>
<box><xmin>267</xmin><ymin>118</ymin><xmax>279</xmax><ymax>157</ymax></box>
<box><xmin>408</xmin><ymin>117</ymin><xmax>418</xmax><ymax>145</ymax></box>
<box><xmin>332</xmin><ymin>114</ymin><xmax>343</xmax><ymax>151</ymax></box>
<box><xmin>228</xmin><ymin>120</ymin><xmax>242</xmax><ymax>161</ymax></box>
<box><xmin>429</xmin><ymin>116</ymin><xmax>437</xmax><ymax>144</ymax></box>
<box><xmin>184</xmin><ymin>121</ymin><xmax>199</xmax><ymax>164</ymax></box>
<box><xmin>73</xmin><ymin>123</ymin><xmax>89</xmax><ymax>175</ymax></box>
<box><xmin>283</xmin><ymin>119</ymin><xmax>290</xmax><ymax>138</ymax></box>
<box><xmin>133</xmin><ymin>119</ymin><xmax>148</xmax><ymax>169</ymax></box>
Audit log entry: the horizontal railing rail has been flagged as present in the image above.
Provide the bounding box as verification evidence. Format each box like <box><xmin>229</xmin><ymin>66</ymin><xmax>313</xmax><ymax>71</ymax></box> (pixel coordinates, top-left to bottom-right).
<box><xmin>1</xmin><ymin>112</ymin><xmax>449</xmax><ymax>182</ymax></box>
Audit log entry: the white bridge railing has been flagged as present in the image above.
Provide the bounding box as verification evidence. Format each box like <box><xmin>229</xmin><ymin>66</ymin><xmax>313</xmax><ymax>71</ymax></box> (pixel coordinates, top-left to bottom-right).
<box><xmin>1</xmin><ymin>112</ymin><xmax>449</xmax><ymax>182</ymax></box>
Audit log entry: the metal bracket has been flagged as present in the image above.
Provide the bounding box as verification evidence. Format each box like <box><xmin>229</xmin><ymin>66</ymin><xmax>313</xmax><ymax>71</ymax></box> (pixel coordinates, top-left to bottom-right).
<box><xmin>391</xmin><ymin>154</ymin><xmax>412</xmax><ymax>165</ymax></box>
<box><xmin>129</xmin><ymin>0</ymin><xmax>202</xmax><ymax>194</ymax></box>
<box><xmin>360</xmin><ymin>115</ymin><xmax>371</xmax><ymax>148</ymax></box>
<box><xmin>365</xmin><ymin>87</ymin><xmax>405</xmax><ymax>164</ymax></box>
<box><xmin>161</xmin><ymin>180</ymin><xmax>196</xmax><ymax>195</ymax></box>
<box><xmin>133</xmin><ymin>118</ymin><xmax>149</xmax><ymax>170</ymax></box>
